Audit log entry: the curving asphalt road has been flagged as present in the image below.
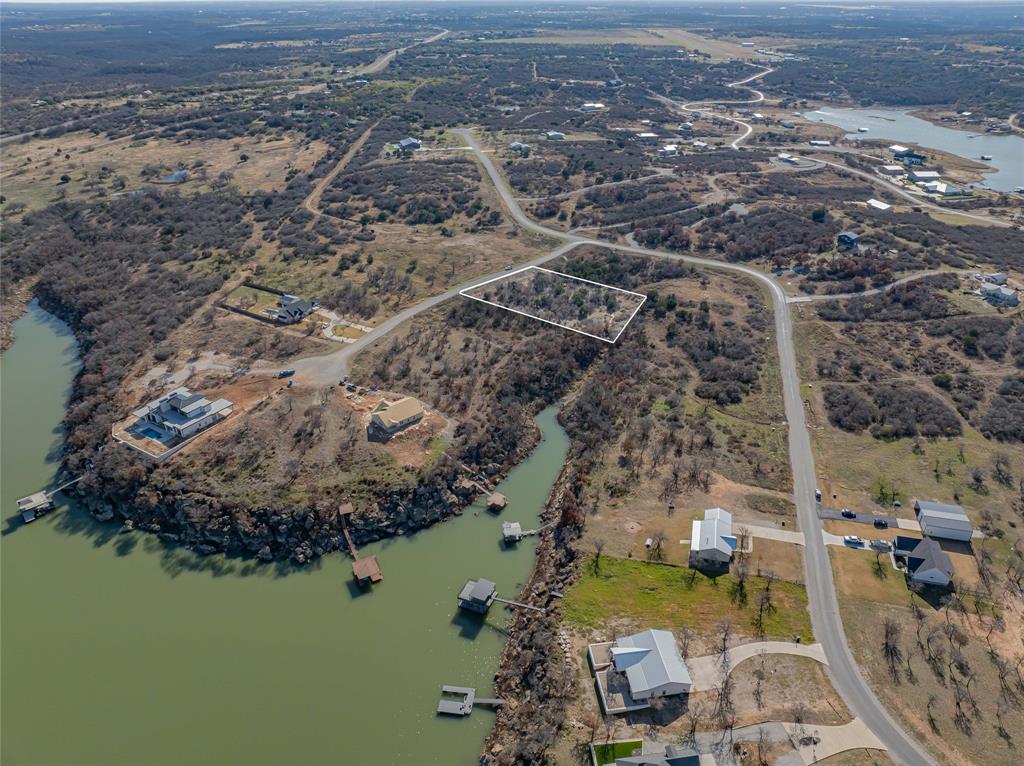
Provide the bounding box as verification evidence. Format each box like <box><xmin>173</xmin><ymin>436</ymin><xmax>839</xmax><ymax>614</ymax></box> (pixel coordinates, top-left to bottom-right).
<box><xmin>453</xmin><ymin>128</ymin><xmax>937</xmax><ymax>766</ymax></box>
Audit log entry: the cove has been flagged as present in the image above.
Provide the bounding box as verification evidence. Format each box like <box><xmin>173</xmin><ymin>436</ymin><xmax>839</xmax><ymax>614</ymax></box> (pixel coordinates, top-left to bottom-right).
<box><xmin>804</xmin><ymin>106</ymin><xmax>1024</xmax><ymax>192</ymax></box>
<box><xmin>1</xmin><ymin>301</ymin><xmax>570</xmax><ymax>766</ymax></box>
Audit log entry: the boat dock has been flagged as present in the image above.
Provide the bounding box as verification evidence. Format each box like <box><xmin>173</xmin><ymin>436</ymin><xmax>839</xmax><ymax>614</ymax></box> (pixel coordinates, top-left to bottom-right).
<box><xmin>502</xmin><ymin>520</ymin><xmax>553</xmax><ymax>543</ymax></box>
<box><xmin>436</xmin><ymin>685</ymin><xmax>505</xmax><ymax>717</ymax></box>
<box><xmin>457</xmin><ymin>577</ymin><xmax>547</xmax><ymax>615</ymax></box>
<box><xmin>16</xmin><ymin>476</ymin><xmax>83</xmax><ymax>523</ymax></box>
<box><xmin>339</xmin><ymin>503</ymin><xmax>382</xmax><ymax>586</ymax></box>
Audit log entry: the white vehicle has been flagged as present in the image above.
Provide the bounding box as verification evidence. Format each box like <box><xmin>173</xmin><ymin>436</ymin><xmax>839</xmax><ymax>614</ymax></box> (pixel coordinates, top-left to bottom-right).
<box><xmin>843</xmin><ymin>535</ymin><xmax>864</xmax><ymax>546</ymax></box>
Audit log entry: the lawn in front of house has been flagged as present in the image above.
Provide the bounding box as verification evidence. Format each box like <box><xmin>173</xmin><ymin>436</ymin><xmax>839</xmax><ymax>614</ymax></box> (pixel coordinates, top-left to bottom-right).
<box><xmin>563</xmin><ymin>555</ymin><xmax>813</xmax><ymax>642</ymax></box>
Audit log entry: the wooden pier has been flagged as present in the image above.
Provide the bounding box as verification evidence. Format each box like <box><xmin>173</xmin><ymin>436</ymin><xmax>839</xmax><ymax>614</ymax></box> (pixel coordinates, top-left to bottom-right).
<box><xmin>339</xmin><ymin>503</ymin><xmax>382</xmax><ymax>586</ymax></box>
<box><xmin>436</xmin><ymin>685</ymin><xmax>505</xmax><ymax>717</ymax></box>
<box><xmin>16</xmin><ymin>476</ymin><xmax>82</xmax><ymax>523</ymax></box>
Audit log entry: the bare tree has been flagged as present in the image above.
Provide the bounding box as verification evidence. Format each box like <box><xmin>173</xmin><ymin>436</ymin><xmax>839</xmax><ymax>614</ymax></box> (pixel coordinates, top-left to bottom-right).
<box><xmin>593</xmin><ymin>538</ymin><xmax>605</xmax><ymax>573</ymax></box>
<box><xmin>883</xmin><ymin>618</ymin><xmax>904</xmax><ymax>684</ymax></box>
<box><xmin>925</xmin><ymin>694</ymin><xmax>940</xmax><ymax>734</ymax></box>
<box><xmin>648</xmin><ymin>529</ymin><xmax>667</xmax><ymax>562</ymax></box>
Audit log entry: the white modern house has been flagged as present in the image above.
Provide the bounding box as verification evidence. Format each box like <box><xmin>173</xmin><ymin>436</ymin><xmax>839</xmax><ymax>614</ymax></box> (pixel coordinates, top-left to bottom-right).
<box><xmin>689</xmin><ymin>508</ymin><xmax>737</xmax><ymax>568</ymax></box>
<box><xmin>588</xmin><ymin>629</ymin><xmax>692</xmax><ymax>713</ymax></box>
<box><xmin>658</xmin><ymin>144</ymin><xmax>679</xmax><ymax>157</ymax></box>
<box><xmin>914</xmin><ymin>499</ymin><xmax>973</xmax><ymax>541</ymax></box>
<box><xmin>132</xmin><ymin>387</ymin><xmax>233</xmax><ymax>440</ymax></box>
<box><xmin>580</xmin><ymin>102</ymin><xmax>605</xmax><ymax>112</ymax></box>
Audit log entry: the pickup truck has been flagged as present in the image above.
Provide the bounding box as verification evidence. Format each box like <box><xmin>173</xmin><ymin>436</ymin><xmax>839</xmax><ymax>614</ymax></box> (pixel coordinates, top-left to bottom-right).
<box><xmin>843</xmin><ymin>535</ymin><xmax>864</xmax><ymax>547</ymax></box>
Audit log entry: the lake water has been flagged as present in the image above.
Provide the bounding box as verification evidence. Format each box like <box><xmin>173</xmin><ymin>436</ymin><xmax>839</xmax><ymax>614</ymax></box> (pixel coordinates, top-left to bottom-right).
<box><xmin>1</xmin><ymin>302</ymin><xmax>569</xmax><ymax>766</ymax></box>
<box><xmin>803</xmin><ymin>107</ymin><xmax>1024</xmax><ymax>192</ymax></box>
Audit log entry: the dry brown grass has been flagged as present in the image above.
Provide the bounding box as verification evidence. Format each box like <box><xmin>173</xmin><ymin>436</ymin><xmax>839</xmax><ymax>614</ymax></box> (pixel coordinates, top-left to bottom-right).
<box><xmin>1</xmin><ymin>131</ymin><xmax>327</xmax><ymax>211</ymax></box>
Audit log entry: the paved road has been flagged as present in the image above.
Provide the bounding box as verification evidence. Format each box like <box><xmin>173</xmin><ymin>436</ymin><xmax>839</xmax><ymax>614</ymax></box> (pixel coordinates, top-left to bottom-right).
<box><xmin>354</xmin><ymin>28</ymin><xmax>449</xmax><ymax>76</ymax></box>
<box><xmin>788</xmin><ymin>268</ymin><xmax>965</xmax><ymax>304</ymax></box>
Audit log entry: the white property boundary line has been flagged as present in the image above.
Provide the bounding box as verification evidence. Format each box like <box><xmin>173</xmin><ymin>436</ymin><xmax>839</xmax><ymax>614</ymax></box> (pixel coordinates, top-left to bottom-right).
<box><xmin>459</xmin><ymin>265</ymin><xmax>647</xmax><ymax>344</ymax></box>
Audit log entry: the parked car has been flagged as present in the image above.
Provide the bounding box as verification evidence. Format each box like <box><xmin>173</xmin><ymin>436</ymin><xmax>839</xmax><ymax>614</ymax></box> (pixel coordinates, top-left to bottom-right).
<box><xmin>841</xmin><ymin>509</ymin><xmax>856</xmax><ymax>519</ymax></box>
<box><xmin>870</xmin><ymin>540</ymin><xmax>893</xmax><ymax>552</ymax></box>
<box><xmin>815</xmin><ymin>488</ymin><xmax>822</xmax><ymax>502</ymax></box>
<box><xmin>843</xmin><ymin>535</ymin><xmax>864</xmax><ymax>546</ymax></box>
<box><xmin>277</xmin><ymin>369</ymin><xmax>295</xmax><ymax>379</ymax></box>
<box><xmin>873</xmin><ymin>518</ymin><xmax>889</xmax><ymax>529</ymax></box>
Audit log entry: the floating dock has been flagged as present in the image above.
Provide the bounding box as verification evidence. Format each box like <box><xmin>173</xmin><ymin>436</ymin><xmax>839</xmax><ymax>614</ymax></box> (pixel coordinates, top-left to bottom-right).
<box><xmin>436</xmin><ymin>685</ymin><xmax>505</xmax><ymax>717</ymax></box>
<box><xmin>16</xmin><ymin>476</ymin><xmax>82</xmax><ymax>523</ymax></box>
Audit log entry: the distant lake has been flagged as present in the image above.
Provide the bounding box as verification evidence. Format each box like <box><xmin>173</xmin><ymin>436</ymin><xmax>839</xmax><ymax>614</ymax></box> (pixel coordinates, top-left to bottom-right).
<box><xmin>804</xmin><ymin>107</ymin><xmax>1024</xmax><ymax>192</ymax></box>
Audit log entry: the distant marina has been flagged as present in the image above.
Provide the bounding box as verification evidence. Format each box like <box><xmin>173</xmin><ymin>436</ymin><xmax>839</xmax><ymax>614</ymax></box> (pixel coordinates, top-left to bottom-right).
<box><xmin>804</xmin><ymin>107</ymin><xmax>1024</xmax><ymax>192</ymax></box>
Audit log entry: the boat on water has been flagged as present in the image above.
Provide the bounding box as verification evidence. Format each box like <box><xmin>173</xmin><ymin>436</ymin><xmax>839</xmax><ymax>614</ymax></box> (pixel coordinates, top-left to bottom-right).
<box><xmin>980</xmin><ymin>154</ymin><xmax>993</xmax><ymax>161</ymax></box>
<box><xmin>857</xmin><ymin>127</ymin><xmax>869</xmax><ymax>132</ymax></box>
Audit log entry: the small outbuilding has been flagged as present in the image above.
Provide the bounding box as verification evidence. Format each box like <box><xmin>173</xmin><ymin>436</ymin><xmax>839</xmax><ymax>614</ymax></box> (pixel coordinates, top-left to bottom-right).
<box><xmin>487</xmin><ymin>492</ymin><xmax>508</xmax><ymax>512</ymax></box>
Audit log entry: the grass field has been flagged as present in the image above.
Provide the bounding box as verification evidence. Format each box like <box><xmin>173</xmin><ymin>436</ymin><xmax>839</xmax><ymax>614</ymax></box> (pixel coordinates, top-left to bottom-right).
<box><xmin>563</xmin><ymin>555</ymin><xmax>813</xmax><ymax>642</ymax></box>
<box><xmin>591</xmin><ymin>741</ymin><xmax>642</xmax><ymax>765</ymax></box>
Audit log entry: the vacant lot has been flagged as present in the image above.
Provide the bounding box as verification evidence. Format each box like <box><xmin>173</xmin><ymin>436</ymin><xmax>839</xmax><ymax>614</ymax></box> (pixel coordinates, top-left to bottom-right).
<box><xmin>563</xmin><ymin>556</ymin><xmax>813</xmax><ymax>645</ymax></box>
<box><xmin>461</xmin><ymin>266</ymin><xmax>646</xmax><ymax>342</ymax></box>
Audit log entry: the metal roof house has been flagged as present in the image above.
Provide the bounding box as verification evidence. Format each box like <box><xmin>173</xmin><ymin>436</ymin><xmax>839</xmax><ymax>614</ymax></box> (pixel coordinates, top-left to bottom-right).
<box><xmin>587</xmin><ymin>628</ymin><xmax>692</xmax><ymax>714</ymax></box>
<box><xmin>915</xmin><ymin>499</ymin><xmax>973</xmax><ymax>542</ymax></box>
<box><xmin>981</xmin><ymin>283</ymin><xmax>1020</xmax><ymax>306</ymax></box>
<box><xmin>398</xmin><ymin>137</ymin><xmax>421</xmax><ymax>152</ymax></box>
<box><xmin>607</xmin><ymin>629</ymin><xmax>692</xmax><ymax>702</ymax></box>
<box><xmin>457</xmin><ymin>578</ymin><xmax>497</xmax><ymax>613</ymax></box>
<box><xmin>132</xmin><ymin>387</ymin><xmax>233</xmax><ymax>440</ymax></box>
<box><xmin>894</xmin><ymin>536</ymin><xmax>954</xmax><ymax>586</ymax></box>
<box><xmin>689</xmin><ymin>508</ymin><xmax>737</xmax><ymax>568</ymax></box>
<box><xmin>580</xmin><ymin>102</ymin><xmax>605</xmax><ymax>112</ymax></box>
<box><xmin>545</xmin><ymin>130</ymin><xmax>566</xmax><ymax>141</ymax></box>
<box><xmin>615</xmin><ymin>745</ymin><xmax>701</xmax><ymax>766</ymax></box>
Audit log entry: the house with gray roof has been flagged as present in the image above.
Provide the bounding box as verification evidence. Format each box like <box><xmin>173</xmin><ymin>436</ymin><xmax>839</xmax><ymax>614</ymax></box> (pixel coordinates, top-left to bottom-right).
<box><xmin>273</xmin><ymin>294</ymin><xmax>316</xmax><ymax>324</ymax></box>
<box><xmin>894</xmin><ymin>536</ymin><xmax>954</xmax><ymax>586</ymax></box>
<box><xmin>689</xmin><ymin>507</ymin><xmax>736</xmax><ymax>568</ymax></box>
<box><xmin>588</xmin><ymin>629</ymin><xmax>691</xmax><ymax>713</ymax></box>
<box><xmin>915</xmin><ymin>499</ymin><xmax>973</xmax><ymax>541</ymax></box>
<box><xmin>615</xmin><ymin>745</ymin><xmax>700</xmax><ymax>766</ymax></box>
<box><xmin>398</xmin><ymin>136</ymin><xmax>421</xmax><ymax>152</ymax></box>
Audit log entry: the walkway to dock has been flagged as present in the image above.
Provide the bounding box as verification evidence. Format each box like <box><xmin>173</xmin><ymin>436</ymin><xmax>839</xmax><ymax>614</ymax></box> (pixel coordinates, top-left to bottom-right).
<box><xmin>16</xmin><ymin>475</ymin><xmax>83</xmax><ymax>522</ymax></box>
<box><xmin>436</xmin><ymin>685</ymin><xmax>505</xmax><ymax>716</ymax></box>
<box><xmin>339</xmin><ymin>504</ymin><xmax>382</xmax><ymax>585</ymax></box>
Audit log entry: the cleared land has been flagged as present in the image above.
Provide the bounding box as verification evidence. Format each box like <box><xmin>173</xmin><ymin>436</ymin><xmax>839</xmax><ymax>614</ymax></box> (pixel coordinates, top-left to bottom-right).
<box><xmin>487</xmin><ymin>27</ymin><xmax>760</xmax><ymax>60</ymax></box>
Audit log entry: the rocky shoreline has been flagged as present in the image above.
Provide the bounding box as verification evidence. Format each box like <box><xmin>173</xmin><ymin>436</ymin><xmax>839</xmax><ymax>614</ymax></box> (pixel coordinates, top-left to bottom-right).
<box><xmin>70</xmin><ymin>417</ymin><xmax>543</xmax><ymax>566</ymax></box>
<box><xmin>480</xmin><ymin>457</ymin><xmax>588</xmax><ymax>765</ymax></box>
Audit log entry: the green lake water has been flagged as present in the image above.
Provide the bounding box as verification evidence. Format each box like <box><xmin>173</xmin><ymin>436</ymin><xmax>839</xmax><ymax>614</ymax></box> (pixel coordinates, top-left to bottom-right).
<box><xmin>1</xmin><ymin>302</ymin><xmax>570</xmax><ymax>766</ymax></box>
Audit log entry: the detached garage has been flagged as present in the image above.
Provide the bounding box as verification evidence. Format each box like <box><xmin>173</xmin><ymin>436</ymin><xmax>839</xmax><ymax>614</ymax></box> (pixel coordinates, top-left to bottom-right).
<box><xmin>915</xmin><ymin>499</ymin><xmax>973</xmax><ymax>542</ymax></box>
